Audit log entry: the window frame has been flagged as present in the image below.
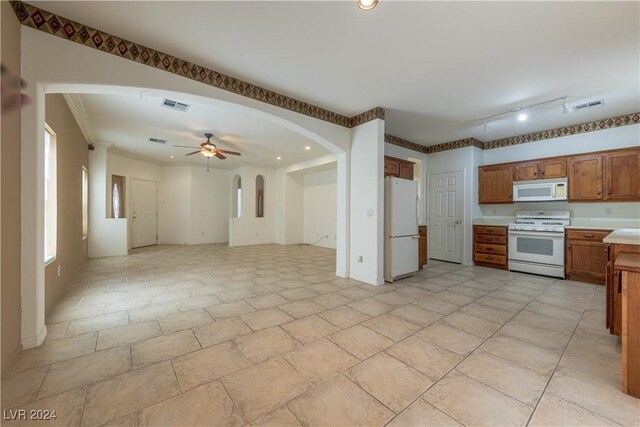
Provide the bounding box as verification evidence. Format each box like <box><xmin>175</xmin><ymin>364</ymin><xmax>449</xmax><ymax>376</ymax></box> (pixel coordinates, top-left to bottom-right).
<box><xmin>44</xmin><ymin>124</ymin><xmax>57</xmax><ymax>265</ymax></box>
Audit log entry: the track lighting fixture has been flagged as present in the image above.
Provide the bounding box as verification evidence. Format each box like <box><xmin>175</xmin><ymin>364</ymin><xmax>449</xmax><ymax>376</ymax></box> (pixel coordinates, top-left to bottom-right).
<box><xmin>476</xmin><ymin>96</ymin><xmax>569</xmax><ymax>125</ymax></box>
<box><xmin>562</xmin><ymin>99</ymin><xmax>571</xmax><ymax>114</ymax></box>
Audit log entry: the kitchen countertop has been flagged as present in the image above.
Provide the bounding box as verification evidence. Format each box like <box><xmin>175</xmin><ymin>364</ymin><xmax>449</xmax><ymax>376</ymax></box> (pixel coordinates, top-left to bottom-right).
<box><xmin>473</xmin><ymin>217</ymin><xmax>640</xmax><ymax>230</ymax></box>
<box><xmin>472</xmin><ymin>217</ymin><xmax>513</xmax><ymax>227</ymax></box>
<box><xmin>603</xmin><ymin>229</ymin><xmax>640</xmax><ymax>246</ymax></box>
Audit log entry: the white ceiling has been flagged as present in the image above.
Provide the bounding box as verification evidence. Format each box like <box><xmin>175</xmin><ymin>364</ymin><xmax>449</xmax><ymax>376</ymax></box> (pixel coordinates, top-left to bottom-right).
<box><xmin>75</xmin><ymin>92</ymin><xmax>330</xmax><ymax>167</ymax></box>
<box><xmin>37</xmin><ymin>1</ymin><xmax>640</xmax><ymax>146</ymax></box>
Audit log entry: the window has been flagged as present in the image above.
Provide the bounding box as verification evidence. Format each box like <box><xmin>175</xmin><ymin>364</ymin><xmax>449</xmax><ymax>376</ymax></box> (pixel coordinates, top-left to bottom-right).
<box><xmin>111</xmin><ymin>175</ymin><xmax>125</xmax><ymax>218</ymax></box>
<box><xmin>44</xmin><ymin>125</ymin><xmax>57</xmax><ymax>263</ymax></box>
<box><xmin>82</xmin><ymin>167</ymin><xmax>88</xmax><ymax>239</ymax></box>
<box><xmin>255</xmin><ymin>175</ymin><xmax>264</xmax><ymax>218</ymax></box>
<box><xmin>232</xmin><ymin>175</ymin><xmax>242</xmax><ymax>218</ymax></box>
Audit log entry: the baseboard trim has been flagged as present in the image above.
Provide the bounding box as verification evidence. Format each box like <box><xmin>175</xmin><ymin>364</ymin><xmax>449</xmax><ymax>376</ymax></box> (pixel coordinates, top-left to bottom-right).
<box><xmin>349</xmin><ymin>272</ymin><xmax>384</xmax><ymax>286</ymax></box>
<box><xmin>22</xmin><ymin>325</ymin><xmax>47</xmax><ymax>350</ymax></box>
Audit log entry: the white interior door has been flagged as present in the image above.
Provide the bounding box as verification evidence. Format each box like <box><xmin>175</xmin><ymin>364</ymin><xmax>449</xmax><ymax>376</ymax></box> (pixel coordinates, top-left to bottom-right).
<box><xmin>131</xmin><ymin>178</ymin><xmax>157</xmax><ymax>248</ymax></box>
<box><xmin>428</xmin><ymin>171</ymin><xmax>463</xmax><ymax>263</ymax></box>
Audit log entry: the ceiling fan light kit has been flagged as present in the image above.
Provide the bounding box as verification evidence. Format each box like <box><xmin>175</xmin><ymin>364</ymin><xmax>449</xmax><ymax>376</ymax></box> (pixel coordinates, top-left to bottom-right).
<box><xmin>173</xmin><ymin>132</ymin><xmax>242</xmax><ymax>170</ymax></box>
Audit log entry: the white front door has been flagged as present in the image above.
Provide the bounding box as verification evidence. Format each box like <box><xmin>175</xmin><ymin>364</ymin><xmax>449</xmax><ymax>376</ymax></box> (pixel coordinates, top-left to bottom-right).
<box><xmin>428</xmin><ymin>171</ymin><xmax>463</xmax><ymax>263</ymax></box>
<box><xmin>131</xmin><ymin>178</ymin><xmax>157</xmax><ymax>248</ymax></box>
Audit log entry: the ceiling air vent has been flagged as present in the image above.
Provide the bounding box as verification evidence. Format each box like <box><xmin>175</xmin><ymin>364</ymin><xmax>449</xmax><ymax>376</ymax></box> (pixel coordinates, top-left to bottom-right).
<box><xmin>161</xmin><ymin>98</ymin><xmax>190</xmax><ymax>112</ymax></box>
<box><xmin>149</xmin><ymin>137</ymin><xmax>167</xmax><ymax>144</ymax></box>
<box><xmin>573</xmin><ymin>99</ymin><xmax>605</xmax><ymax>112</ymax></box>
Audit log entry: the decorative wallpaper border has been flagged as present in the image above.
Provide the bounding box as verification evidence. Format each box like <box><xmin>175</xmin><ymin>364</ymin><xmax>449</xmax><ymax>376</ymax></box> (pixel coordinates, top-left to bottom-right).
<box><xmin>384</xmin><ymin>134</ymin><xmax>428</xmax><ymax>154</ymax></box>
<box><xmin>483</xmin><ymin>112</ymin><xmax>640</xmax><ymax>150</ymax></box>
<box><xmin>10</xmin><ymin>1</ymin><xmax>382</xmax><ymax>129</ymax></box>
<box><xmin>426</xmin><ymin>137</ymin><xmax>484</xmax><ymax>154</ymax></box>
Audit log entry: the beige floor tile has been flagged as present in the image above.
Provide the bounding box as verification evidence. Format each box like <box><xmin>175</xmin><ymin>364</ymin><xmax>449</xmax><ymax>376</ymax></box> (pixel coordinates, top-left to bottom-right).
<box><xmin>363</xmin><ymin>314</ymin><xmax>421</xmax><ymax>341</ymax></box>
<box><xmin>218</xmin><ymin>288</ymin><xmax>258</xmax><ymax>302</ymax></box>
<box><xmin>176</xmin><ymin>295</ymin><xmax>223</xmax><ymax>311</ymax></box>
<box><xmin>346</xmin><ymin>352</ymin><xmax>434</xmax><ymax>413</ymax></box>
<box><xmin>38</xmin><ymin>346</ymin><xmax>131</xmax><ymax>399</ymax></box>
<box><xmin>96</xmin><ymin>321</ymin><xmax>161</xmax><ymax>350</ymax></box>
<box><xmin>206</xmin><ymin>300</ymin><xmax>256</xmax><ymax>320</ymax></box>
<box><xmin>348</xmin><ymin>298</ymin><xmax>394</xmax><ymax>316</ymax></box>
<box><xmin>459</xmin><ymin>302</ymin><xmax>514</xmax><ymax>324</ymax></box>
<box><xmin>475</xmin><ymin>295</ymin><xmax>526</xmax><ymax>313</ymax></box>
<box><xmin>337</xmin><ymin>287</ymin><xmax>375</xmax><ymax>300</ymax></box>
<box><xmin>489</xmin><ymin>290</ymin><xmax>535</xmax><ymax>305</ymax></box>
<box><xmin>306</xmin><ymin>282</ymin><xmax>341</xmax><ymax>293</ymax></box>
<box><xmin>280</xmin><ymin>315</ymin><xmax>339</xmax><ymax>344</ymax></box>
<box><xmin>193</xmin><ymin>317</ymin><xmax>253</xmax><ymax>348</ymax></box>
<box><xmin>241</xmin><ymin>308</ymin><xmax>294</xmax><ymax>331</ymax></box>
<box><xmin>129</xmin><ymin>302</ymin><xmax>180</xmax><ymax>323</ymax></box>
<box><xmin>278</xmin><ymin>300</ymin><xmax>325</xmax><ymax>319</ymax></box>
<box><xmin>529</xmin><ymin>393</ymin><xmax>617</xmax><ymax>426</ymax></box>
<box><xmin>416</xmin><ymin>323</ymin><xmax>484</xmax><ymax>356</ymax></box>
<box><xmin>82</xmin><ymin>361</ymin><xmax>180</xmax><ymax>426</ymax></box>
<box><xmin>310</xmin><ymin>292</ymin><xmax>352</xmax><ymax>309</ymax></box>
<box><xmin>441</xmin><ymin>312</ymin><xmax>501</xmax><ymax>338</ymax></box>
<box><xmin>390</xmin><ymin>304</ymin><xmax>442</xmax><ymax>327</ymax></box>
<box><xmin>510</xmin><ymin>310</ymin><xmax>578</xmax><ymax>337</ymax></box>
<box><xmin>131</xmin><ymin>330</ymin><xmax>201</xmax><ymax>368</ymax></box>
<box><xmin>481</xmin><ymin>335</ymin><xmax>561</xmax><ymax>375</ymax></box>
<box><xmin>278</xmin><ymin>288</ymin><xmax>317</xmax><ymax>301</ymax></box>
<box><xmin>287</xmin><ymin>374</ymin><xmax>394</xmax><ymax>426</ymax></box>
<box><xmin>1</xmin><ymin>365</ymin><xmax>49</xmax><ymax>409</ymax></box>
<box><xmin>385</xmin><ymin>336</ymin><xmax>462</xmax><ymax>380</ymax></box>
<box><xmin>456</xmin><ymin>351</ymin><xmax>549</xmax><ymax>406</ymax></box>
<box><xmin>283</xmin><ymin>338</ymin><xmax>358</xmax><ymax>384</ymax></box>
<box><xmin>173</xmin><ymin>340</ymin><xmax>251</xmax><ymax>391</ymax></box>
<box><xmin>247</xmin><ymin>406</ymin><xmax>301</xmax><ymax>427</ymax></box>
<box><xmin>222</xmin><ymin>357</ymin><xmax>308</xmax><ymax>422</ymax></box>
<box><xmin>497</xmin><ymin>322</ymin><xmax>571</xmax><ymax>352</ymax></box>
<box><xmin>412</xmin><ymin>297</ymin><xmax>459</xmax><ymax>315</ymax></box>
<box><xmin>45</xmin><ymin>322</ymin><xmax>70</xmax><ymax>341</ymax></box>
<box><xmin>99</xmin><ymin>413</ymin><xmax>135</xmax><ymax>427</ymax></box>
<box><xmin>546</xmin><ymin>367</ymin><xmax>640</xmax><ymax>426</ymax></box>
<box><xmin>235</xmin><ymin>326</ymin><xmax>299</xmax><ymax>362</ymax></box>
<box><xmin>246</xmin><ymin>293</ymin><xmax>290</xmax><ymax>310</ymax></box>
<box><xmin>2</xmin><ymin>387</ymin><xmax>86</xmax><ymax>427</ymax></box>
<box><xmin>423</xmin><ymin>371</ymin><xmax>532</xmax><ymax>426</ymax></box>
<box><xmin>448</xmin><ymin>284</ymin><xmax>489</xmax><ymax>298</ymax></box>
<box><xmin>152</xmin><ymin>289</ymin><xmax>193</xmax><ymax>304</ymax></box>
<box><xmin>525</xmin><ymin>300</ymin><xmax>583</xmax><ymax>321</ymax></box>
<box><xmin>47</xmin><ymin>302</ymin><xmax>104</xmax><ymax>324</ymax></box>
<box><xmin>386</xmin><ymin>399</ymin><xmax>462</xmax><ymax>427</ymax></box>
<box><xmin>328</xmin><ymin>325</ymin><xmax>393</xmax><ymax>359</ymax></box>
<box><xmin>431</xmin><ymin>291</ymin><xmax>475</xmax><ymax>306</ymax></box>
<box><xmin>158</xmin><ymin>308</ymin><xmax>213</xmax><ymax>334</ymax></box>
<box><xmin>12</xmin><ymin>333</ymin><xmax>98</xmax><ymax>370</ymax></box>
<box><xmin>66</xmin><ymin>312</ymin><xmax>129</xmax><ymax>337</ymax></box>
<box><xmin>318</xmin><ymin>306</ymin><xmax>370</xmax><ymax>329</ymax></box>
<box><xmin>137</xmin><ymin>381</ymin><xmax>244</xmax><ymax>426</ymax></box>
<box><xmin>373</xmin><ymin>291</ymin><xmax>416</xmax><ymax>307</ymax></box>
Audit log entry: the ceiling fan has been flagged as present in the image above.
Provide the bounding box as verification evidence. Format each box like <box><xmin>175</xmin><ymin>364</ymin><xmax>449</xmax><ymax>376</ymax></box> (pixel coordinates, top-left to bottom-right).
<box><xmin>174</xmin><ymin>133</ymin><xmax>242</xmax><ymax>160</ymax></box>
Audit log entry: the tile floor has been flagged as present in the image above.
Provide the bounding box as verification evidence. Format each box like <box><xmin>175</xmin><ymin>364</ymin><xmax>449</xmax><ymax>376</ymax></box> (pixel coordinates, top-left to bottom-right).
<box><xmin>2</xmin><ymin>244</ymin><xmax>639</xmax><ymax>426</ymax></box>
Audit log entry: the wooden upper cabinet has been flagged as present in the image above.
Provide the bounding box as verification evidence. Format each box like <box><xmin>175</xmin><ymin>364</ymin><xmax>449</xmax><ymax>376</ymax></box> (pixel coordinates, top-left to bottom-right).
<box><xmin>384</xmin><ymin>156</ymin><xmax>414</xmax><ymax>180</ymax></box>
<box><xmin>514</xmin><ymin>162</ymin><xmax>539</xmax><ymax>181</ymax></box>
<box><xmin>479</xmin><ymin>165</ymin><xmax>513</xmax><ymax>204</ymax></box>
<box><xmin>539</xmin><ymin>159</ymin><xmax>567</xmax><ymax>179</ymax></box>
<box><xmin>604</xmin><ymin>150</ymin><xmax>640</xmax><ymax>200</ymax></box>
<box><xmin>568</xmin><ymin>154</ymin><xmax>603</xmax><ymax>201</ymax></box>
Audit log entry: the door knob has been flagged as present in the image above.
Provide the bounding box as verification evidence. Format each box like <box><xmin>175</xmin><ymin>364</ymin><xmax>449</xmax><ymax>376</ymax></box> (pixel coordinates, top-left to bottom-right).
<box><xmin>454</xmin><ymin>220</ymin><xmax>461</xmax><ymax>225</ymax></box>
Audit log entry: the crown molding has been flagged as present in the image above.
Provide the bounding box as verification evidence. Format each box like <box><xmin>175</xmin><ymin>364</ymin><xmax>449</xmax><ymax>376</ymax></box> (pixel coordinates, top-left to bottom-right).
<box><xmin>62</xmin><ymin>93</ymin><xmax>94</xmax><ymax>143</ymax></box>
<box><xmin>11</xmin><ymin>1</ymin><xmax>384</xmax><ymax>129</ymax></box>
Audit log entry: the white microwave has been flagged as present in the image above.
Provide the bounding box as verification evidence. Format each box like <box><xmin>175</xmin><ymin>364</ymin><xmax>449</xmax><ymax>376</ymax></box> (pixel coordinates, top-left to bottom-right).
<box><xmin>513</xmin><ymin>178</ymin><xmax>568</xmax><ymax>202</ymax></box>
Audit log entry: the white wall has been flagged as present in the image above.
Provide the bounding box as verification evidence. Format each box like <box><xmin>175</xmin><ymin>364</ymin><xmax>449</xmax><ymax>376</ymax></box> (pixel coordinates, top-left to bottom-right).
<box><xmin>303</xmin><ymin>168</ymin><xmax>337</xmax><ymax>249</ymax></box>
<box><xmin>159</xmin><ymin>166</ymin><xmax>191</xmax><ymax>245</ymax></box>
<box><xmin>350</xmin><ymin>120</ymin><xmax>385</xmax><ymax>285</ymax></box>
<box><xmin>228</xmin><ymin>166</ymin><xmax>276</xmax><ymax>246</ymax></box>
<box><xmin>385</xmin><ymin>143</ymin><xmax>428</xmax><ymax>224</ymax></box>
<box><xmin>190</xmin><ymin>167</ymin><xmax>230</xmax><ymax>244</ymax></box>
<box><xmin>283</xmin><ymin>174</ymin><xmax>304</xmax><ymax>245</ymax></box>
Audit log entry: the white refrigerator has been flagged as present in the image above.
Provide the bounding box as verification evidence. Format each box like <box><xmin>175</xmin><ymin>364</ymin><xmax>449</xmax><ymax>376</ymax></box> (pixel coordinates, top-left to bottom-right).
<box><xmin>384</xmin><ymin>177</ymin><xmax>419</xmax><ymax>282</ymax></box>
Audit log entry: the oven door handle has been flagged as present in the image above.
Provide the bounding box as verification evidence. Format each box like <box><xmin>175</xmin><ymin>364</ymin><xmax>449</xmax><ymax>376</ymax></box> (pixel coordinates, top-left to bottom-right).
<box><xmin>508</xmin><ymin>230</ymin><xmax>565</xmax><ymax>238</ymax></box>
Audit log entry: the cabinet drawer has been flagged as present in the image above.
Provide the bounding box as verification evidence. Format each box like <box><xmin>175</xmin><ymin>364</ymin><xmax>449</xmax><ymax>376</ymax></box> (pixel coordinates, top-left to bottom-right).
<box><xmin>474</xmin><ymin>253</ymin><xmax>507</xmax><ymax>265</ymax></box>
<box><xmin>474</xmin><ymin>234</ymin><xmax>507</xmax><ymax>245</ymax></box>
<box><xmin>566</xmin><ymin>229</ymin><xmax>611</xmax><ymax>241</ymax></box>
<box><xmin>473</xmin><ymin>226</ymin><xmax>507</xmax><ymax>236</ymax></box>
<box><xmin>474</xmin><ymin>243</ymin><xmax>507</xmax><ymax>255</ymax></box>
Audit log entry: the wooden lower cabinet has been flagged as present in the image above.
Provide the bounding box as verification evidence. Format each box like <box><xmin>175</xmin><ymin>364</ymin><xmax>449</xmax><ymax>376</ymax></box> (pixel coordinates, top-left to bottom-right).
<box><xmin>607</xmin><ymin>243</ymin><xmax>640</xmax><ymax>336</ymax></box>
<box><xmin>565</xmin><ymin>229</ymin><xmax>611</xmax><ymax>284</ymax></box>
<box><xmin>418</xmin><ymin>226</ymin><xmax>427</xmax><ymax>269</ymax></box>
<box><xmin>473</xmin><ymin>225</ymin><xmax>508</xmax><ymax>269</ymax></box>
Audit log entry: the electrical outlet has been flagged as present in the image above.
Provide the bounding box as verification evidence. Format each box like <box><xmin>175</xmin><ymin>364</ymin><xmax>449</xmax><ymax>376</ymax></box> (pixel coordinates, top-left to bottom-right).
<box><xmin>492</xmin><ymin>208</ymin><xmax>497</xmax><ymax>214</ymax></box>
<box><xmin>357</xmin><ymin>256</ymin><xmax>363</xmax><ymax>263</ymax></box>
<box><xmin>201</xmin><ymin>232</ymin><xmax>205</xmax><ymax>236</ymax></box>
<box><xmin>605</xmin><ymin>208</ymin><xmax>613</xmax><ymax>215</ymax></box>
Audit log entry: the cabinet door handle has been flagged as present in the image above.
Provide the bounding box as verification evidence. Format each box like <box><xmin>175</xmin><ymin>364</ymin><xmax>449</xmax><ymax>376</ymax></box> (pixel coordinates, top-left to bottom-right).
<box><xmin>567</xmin><ymin>243</ymin><xmax>572</xmax><ymax>249</ymax></box>
<box><xmin>615</xmin><ymin>270</ymin><xmax>621</xmax><ymax>293</ymax></box>
<box><xmin>583</xmin><ymin>234</ymin><xmax>595</xmax><ymax>238</ymax></box>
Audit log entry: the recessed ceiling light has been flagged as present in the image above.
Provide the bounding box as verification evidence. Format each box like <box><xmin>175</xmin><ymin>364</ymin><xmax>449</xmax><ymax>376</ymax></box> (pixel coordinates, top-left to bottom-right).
<box><xmin>276</xmin><ymin>156</ymin><xmax>282</xmax><ymax>160</ymax></box>
<box><xmin>357</xmin><ymin>0</ymin><xmax>378</xmax><ymax>10</ymax></box>
<box><xmin>517</xmin><ymin>112</ymin><xmax>528</xmax><ymax>122</ymax></box>
<box><xmin>305</xmin><ymin>146</ymin><xmax>311</xmax><ymax>150</ymax></box>
<box><xmin>170</xmin><ymin>155</ymin><xmax>175</xmax><ymax>159</ymax></box>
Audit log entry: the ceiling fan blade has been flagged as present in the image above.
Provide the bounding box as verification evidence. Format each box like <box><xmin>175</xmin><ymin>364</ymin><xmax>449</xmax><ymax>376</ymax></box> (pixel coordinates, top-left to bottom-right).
<box><xmin>185</xmin><ymin>150</ymin><xmax>202</xmax><ymax>156</ymax></box>
<box><xmin>174</xmin><ymin>145</ymin><xmax>201</xmax><ymax>149</ymax></box>
<box><xmin>216</xmin><ymin>149</ymin><xmax>241</xmax><ymax>156</ymax></box>
<box><xmin>215</xmin><ymin>153</ymin><xmax>227</xmax><ymax>160</ymax></box>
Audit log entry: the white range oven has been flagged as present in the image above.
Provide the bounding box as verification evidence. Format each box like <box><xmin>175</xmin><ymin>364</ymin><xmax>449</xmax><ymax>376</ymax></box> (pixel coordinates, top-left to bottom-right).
<box><xmin>508</xmin><ymin>211</ymin><xmax>571</xmax><ymax>278</ymax></box>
